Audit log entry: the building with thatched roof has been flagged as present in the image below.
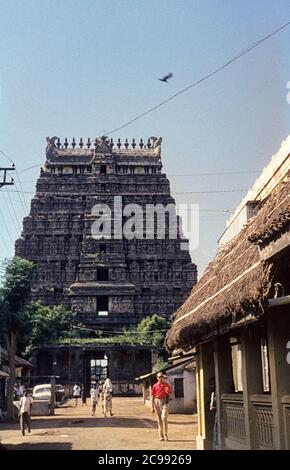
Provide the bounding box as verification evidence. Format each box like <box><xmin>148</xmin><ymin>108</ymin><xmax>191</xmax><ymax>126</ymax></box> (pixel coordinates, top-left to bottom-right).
<box><xmin>166</xmin><ymin>138</ymin><xmax>290</xmax><ymax>450</ymax></box>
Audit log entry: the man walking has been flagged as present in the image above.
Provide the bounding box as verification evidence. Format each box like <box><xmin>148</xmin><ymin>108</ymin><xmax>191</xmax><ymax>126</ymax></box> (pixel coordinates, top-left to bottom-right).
<box><xmin>80</xmin><ymin>384</ymin><xmax>87</xmax><ymax>406</ymax></box>
<box><xmin>151</xmin><ymin>372</ymin><xmax>172</xmax><ymax>441</ymax></box>
<box><xmin>90</xmin><ymin>384</ymin><xmax>98</xmax><ymax>416</ymax></box>
<box><xmin>103</xmin><ymin>378</ymin><xmax>112</xmax><ymax>392</ymax></box>
<box><xmin>19</xmin><ymin>391</ymin><xmax>33</xmax><ymax>436</ymax></box>
<box><xmin>102</xmin><ymin>389</ymin><xmax>113</xmax><ymax>418</ymax></box>
<box><xmin>73</xmin><ymin>383</ymin><xmax>80</xmax><ymax>406</ymax></box>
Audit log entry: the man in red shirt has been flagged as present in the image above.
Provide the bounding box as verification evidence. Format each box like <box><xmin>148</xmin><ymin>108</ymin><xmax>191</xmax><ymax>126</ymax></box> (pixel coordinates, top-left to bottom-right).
<box><xmin>151</xmin><ymin>372</ymin><xmax>173</xmax><ymax>441</ymax></box>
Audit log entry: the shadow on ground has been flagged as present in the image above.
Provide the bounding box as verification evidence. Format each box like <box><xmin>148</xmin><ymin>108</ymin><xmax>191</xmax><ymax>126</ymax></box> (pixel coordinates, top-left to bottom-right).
<box><xmin>0</xmin><ymin>416</ymin><xmax>158</xmax><ymax>430</ymax></box>
<box><xmin>2</xmin><ymin>442</ymin><xmax>72</xmax><ymax>450</ymax></box>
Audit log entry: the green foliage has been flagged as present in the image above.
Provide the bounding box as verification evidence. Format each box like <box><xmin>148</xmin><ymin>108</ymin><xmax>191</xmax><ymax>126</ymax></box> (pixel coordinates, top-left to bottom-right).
<box><xmin>24</xmin><ymin>301</ymin><xmax>73</xmax><ymax>353</ymax></box>
<box><xmin>0</xmin><ymin>257</ymin><xmax>35</xmax><ymax>419</ymax></box>
<box><xmin>59</xmin><ymin>314</ymin><xmax>170</xmax><ymax>349</ymax></box>
<box><xmin>153</xmin><ymin>358</ymin><xmax>169</xmax><ymax>372</ymax></box>
<box><xmin>0</xmin><ymin>257</ymin><xmax>34</xmax><ymax>346</ymax></box>
<box><xmin>60</xmin><ymin>336</ymin><xmax>133</xmax><ymax>346</ymax></box>
<box><xmin>122</xmin><ymin>314</ymin><xmax>169</xmax><ymax>348</ymax></box>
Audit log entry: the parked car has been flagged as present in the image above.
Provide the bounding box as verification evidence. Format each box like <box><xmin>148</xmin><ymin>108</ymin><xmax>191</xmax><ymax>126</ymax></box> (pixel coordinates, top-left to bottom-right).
<box><xmin>32</xmin><ymin>384</ymin><xmax>65</xmax><ymax>403</ymax></box>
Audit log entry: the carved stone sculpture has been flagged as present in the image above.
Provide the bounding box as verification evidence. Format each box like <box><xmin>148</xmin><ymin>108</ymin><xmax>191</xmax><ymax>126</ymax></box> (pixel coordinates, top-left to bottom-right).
<box><xmin>46</xmin><ymin>136</ymin><xmax>58</xmax><ymax>158</ymax></box>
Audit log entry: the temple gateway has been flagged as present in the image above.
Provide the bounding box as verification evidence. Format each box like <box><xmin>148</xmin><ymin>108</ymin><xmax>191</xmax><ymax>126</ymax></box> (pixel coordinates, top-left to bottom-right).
<box><xmin>16</xmin><ymin>136</ymin><xmax>197</xmax><ymax>394</ymax></box>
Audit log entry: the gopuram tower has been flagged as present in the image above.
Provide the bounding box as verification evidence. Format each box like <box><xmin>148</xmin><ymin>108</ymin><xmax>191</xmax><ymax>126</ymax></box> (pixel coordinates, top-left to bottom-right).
<box><xmin>16</xmin><ymin>136</ymin><xmax>197</xmax><ymax>389</ymax></box>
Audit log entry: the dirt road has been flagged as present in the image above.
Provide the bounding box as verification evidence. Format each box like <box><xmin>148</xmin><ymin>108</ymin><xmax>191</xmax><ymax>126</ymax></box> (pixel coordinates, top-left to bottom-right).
<box><xmin>0</xmin><ymin>397</ymin><xmax>197</xmax><ymax>450</ymax></box>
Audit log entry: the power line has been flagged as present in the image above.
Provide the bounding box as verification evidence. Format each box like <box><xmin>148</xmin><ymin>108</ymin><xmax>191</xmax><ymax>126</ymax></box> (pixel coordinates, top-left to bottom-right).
<box><xmin>0</xmin><ymin>230</ymin><xmax>11</xmax><ymax>255</ymax></box>
<box><xmin>0</xmin><ymin>149</ymin><xmax>29</xmax><ymax>213</ymax></box>
<box><xmin>11</xmin><ymin>180</ymin><xmax>29</xmax><ymax>216</ymax></box>
<box><xmin>0</xmin><ymin>192</ymin><xmax>21</xmax><ymax>235</ymax></box>
<box><xmin>14</xmin><ymin>169</ymin><xmax>29</xmax><ymax>213</ymax></box>
<box><xmin>168</xmin><ymin>170</ymin><xmax>261</xmax><ymax>177</ymax></box>
<box><xmin>19</xmin><ymin>163</ymin><xmax>42</xmax><ymax>174</ymax></box>
<box><xmin>0</xmin><ymin>208</ymin><xmax>15</xmax><ymax>245</ymax></box>
<box><xmin>2</xmin><ymin>188</ymin><xmax>232</xmax><ymax>211</ymax></box>
<box><xmin>72</xmin><ymin>325</ymin><xmax>169</xmax><ymax>335</ymax></box>
<box><xmin>174</xmin><ymin>189</ymin><xmax>252</xmax><ymax>195</ymax></box>
<box><xmin>3</xmin><ymin>188</ymin><xmax>255</xmax><ymax>196</ymax></box>
<box><xmin>0</xmin><ymin>149</ymin><xmax>14</xmax><ymax>165</ymax></box>
<box><xmin>16</xmin><ymin>169</ymin><xmax>262</xmax><ymax>181</ymax></box>
<box><xmin>5</xmin><ymin>191</ymin><xmax>22</xmax><ymax>232</ymax></box>
<box><xmin>102</xmin><ymin>21</ymin><xmax>290</xmax><ymax>136</ymax></box>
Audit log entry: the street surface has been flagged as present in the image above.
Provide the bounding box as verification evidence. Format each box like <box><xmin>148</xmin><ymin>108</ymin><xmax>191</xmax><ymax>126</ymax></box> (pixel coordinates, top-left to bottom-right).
<box><xmin>0</xmin><ymin>397</ymin><xmax>197</xmax><ymax>450</ymax></box>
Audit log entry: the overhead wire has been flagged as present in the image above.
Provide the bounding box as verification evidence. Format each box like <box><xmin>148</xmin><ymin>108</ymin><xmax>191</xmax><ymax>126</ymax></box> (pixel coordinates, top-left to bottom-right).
<box><xmin>3</xmin><ymin>188</ymin><xmax>257</xmax><ymax>196</ymax></box>
<box><xmin>102</xmin><ymin>21</ymin><xmax>290</xmax><ymax>136</ymax></box>
<box><xmin>4</xmin><ymin>191</ymin><xmax>22</xmax><ymax>232</ymax></box>
<box><xmin>15</xmin><ymin>168</ymin><xmax>262</xmax><ymax>181</ymax></box>
<box><xmin>0</xmin><ymin>149</ymin><xmax>29</xmax><ymax>215</ymax></box>
<box><xmin>0</xmin><ymin>230</ymin><xmax>11</xmax><ymax>255</ymax></box>
<box><xmin>0</xmin><ymin>207</ymin><xmax>15</xmax><ymax>244</ymax></box>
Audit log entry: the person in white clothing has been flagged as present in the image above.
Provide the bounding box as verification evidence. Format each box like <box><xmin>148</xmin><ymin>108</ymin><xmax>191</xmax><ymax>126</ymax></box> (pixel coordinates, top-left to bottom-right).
<box><xmin>103</xmin><ymin>378</ymin><xmax>112</xmax><ymax>392</ymax></box>
<box><xmin>19</xmin><ymin>391</ymin><xmax>33</xmax><ymax>436</ymax></box>
<box><xmin>73</xmin><ymin>383</ymin><xmax>80</xmax><ymax>406</ymax></box>
<box><xmin>90</xmin><ymin>384</ymin><xmax>98</xmax><ymax>416</ymax></box>
<box><xmin>14</xmin><ymin>382</ymin><xmax>24</xmax><ymax>401</ymax></box>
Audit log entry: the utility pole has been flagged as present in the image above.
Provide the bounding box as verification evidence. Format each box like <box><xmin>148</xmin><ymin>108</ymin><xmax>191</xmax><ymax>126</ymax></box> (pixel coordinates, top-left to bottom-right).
<box><xmin>50</xmin><ymin>376</ymin><xmax>56</xmax><ymax>416</ymax></box>
<box><xmin>0</xmin><ymin>165</ymin><xmax>15</xmax><ymax>189</ymax></box>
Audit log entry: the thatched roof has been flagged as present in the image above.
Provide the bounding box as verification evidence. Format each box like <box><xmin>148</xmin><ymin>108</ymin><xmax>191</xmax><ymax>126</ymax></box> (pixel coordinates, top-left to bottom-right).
<box><xmin>166</xmin><ymin>176</ymin><xmax>290</xmax><ymax>352</ymax></box>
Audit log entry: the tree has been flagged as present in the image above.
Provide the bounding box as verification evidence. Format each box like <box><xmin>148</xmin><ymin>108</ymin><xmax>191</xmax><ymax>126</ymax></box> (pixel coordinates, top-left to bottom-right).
<box><xmin>153</xmin><ymin>358</ymin><xmax>169</xmax><ymax>372</ymax></box>
<box><xmin>25</xmin><ymin>301</ymin><xmax>73</xmax><ymax>352</ymax></box>
<box><xmin>123</xmin><ymin>314</ymin><xmax>169</xmax><ymax>348</ymax></box>
<box><xmin>0</xmin><ymin>257</ymin><xmax>34</xmax><ymax>418</ymax></box>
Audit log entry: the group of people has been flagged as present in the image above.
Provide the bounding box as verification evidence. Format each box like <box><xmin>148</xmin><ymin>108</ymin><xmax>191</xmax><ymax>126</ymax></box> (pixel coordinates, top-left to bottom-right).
<box><xmin>72</xmin><ymin>378</ymin><xmax>113</xmax><ymax>418</ymax></box>
<box><xmin>15</xmin><ymin>374</ymin><xmax>174</xmax><ymax>441</ymax></box>
<box><xmin>72</xmin><ymin>373</ymin><xmax>173</xmax><ymax>440</ymax></box>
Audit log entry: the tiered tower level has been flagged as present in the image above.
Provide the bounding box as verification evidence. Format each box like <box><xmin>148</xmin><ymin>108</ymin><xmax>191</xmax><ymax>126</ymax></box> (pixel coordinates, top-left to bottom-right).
<box><xmin>16</xmin><ymin>136</ymin><xmax>197</xmax><ymax>332</ymax></box>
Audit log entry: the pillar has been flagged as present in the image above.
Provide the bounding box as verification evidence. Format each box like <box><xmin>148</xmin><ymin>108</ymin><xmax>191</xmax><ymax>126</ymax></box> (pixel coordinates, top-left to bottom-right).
<box><xmin>214</xmin><ymin>335</ymin><xmax>235</xmax><ymax>449</ymax></box>
<box><xmin>240</xmin><ymin>326</ymin><xmax>264</xmax><ymax>449</ymax></box>
<box><xmin>195</xmin><ymin>341</ymin><xmax>215</xmax><ymax>450</ymax></box>
<box><xmin>267</xmin><ymin>306</ymin><xmax>290</xmax><ymax>449</ymax></box>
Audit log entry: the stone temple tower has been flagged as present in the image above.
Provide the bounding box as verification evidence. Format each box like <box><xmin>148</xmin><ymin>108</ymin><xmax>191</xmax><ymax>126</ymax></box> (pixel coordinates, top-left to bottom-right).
<box><xmin>16</xmin><ymin>136</ymin><xmax>197</xmax><ymax>389</ymax></box>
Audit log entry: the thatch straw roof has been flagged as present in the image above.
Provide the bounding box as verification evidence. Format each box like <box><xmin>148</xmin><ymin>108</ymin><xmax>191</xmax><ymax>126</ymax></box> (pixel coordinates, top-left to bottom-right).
<box><xmin>166</xmin><ymin>176</ymin><xmax>290</xmax><ymax>352</ymax></box>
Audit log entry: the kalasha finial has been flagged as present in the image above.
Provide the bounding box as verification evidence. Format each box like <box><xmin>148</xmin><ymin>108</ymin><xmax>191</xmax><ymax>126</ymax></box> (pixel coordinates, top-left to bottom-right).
<box><xmin>124</xmin><ymin>138</ymin><xmax>129</xmax><ymax>149</ymax></box>
<box><xmin>147</xmin><ymin>138</ymin><xmax>151</xmax><ymax>148</ymax></box>
<box><xmin>139</xmin><ymin>138</ymin><xmax>144</xmax><ymax>149</ymax></box>
<box><xmin>110</xmin><ymin>138</ymin><xmax>114</xmax><ymax>149</ymax></box>
<box><xmin>94</xmin><ymin>138</ymin><xmax>98</xmax><ymax>148</ymax></box>
<box><xmin>57</xmin><ymin>137</ymin><xmax>61</xmax><ymax>149</ymax></box>
<box><xmin>132</xmin><ymin>138</ymin><xmax>136</xmax><ymax>149</ymax></box>
<box><xmin>72</xmin><ymin>137</ymin><xmax>76</xmax><ymax>149</ymax></box>
<box><xmin>117</xmin><ymin>138</ymin><xmax>121</xmax><ymax>149</ymax></box>
<box><xmin>64</xmin><ymin>138</ymin><xmax>68</xmax><ymax>149</ymax></box>
<box><xmin>79</xmin><ymin>138</ymin><xmax>83</xmax><ymax>148</ymax></box>
<box><xmin>87</xmin><ymin>138</ymin><xmax>91</xmax><ymax>148</ymax></box>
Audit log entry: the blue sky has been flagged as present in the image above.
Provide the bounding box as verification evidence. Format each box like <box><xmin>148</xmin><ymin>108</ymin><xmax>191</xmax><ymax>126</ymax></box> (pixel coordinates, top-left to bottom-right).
<box><xmin>0</xmin><ymin>0</ymin><xmax>289</xmax><ymax>275</ymax></box>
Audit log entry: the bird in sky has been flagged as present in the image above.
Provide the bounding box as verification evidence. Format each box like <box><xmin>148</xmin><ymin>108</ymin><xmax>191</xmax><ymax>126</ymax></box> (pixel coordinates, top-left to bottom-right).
<box><xmin>158</xmin><ymin>72</ymin><xmax>173</xmax><ymax>83</ymax></box>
